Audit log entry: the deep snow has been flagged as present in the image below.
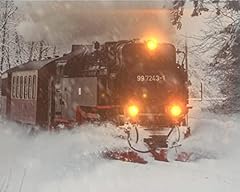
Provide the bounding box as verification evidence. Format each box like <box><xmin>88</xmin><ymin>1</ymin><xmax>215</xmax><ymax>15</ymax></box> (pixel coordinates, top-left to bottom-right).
<box><xmin>0</xmin><ymin>108</ymin><xmax>240</xmax><ymax>192</ymax></box>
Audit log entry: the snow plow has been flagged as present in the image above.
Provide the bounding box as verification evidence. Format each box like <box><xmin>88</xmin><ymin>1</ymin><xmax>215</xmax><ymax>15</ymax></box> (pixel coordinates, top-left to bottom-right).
<box><xmin>103</xmin><ymin>111</ymin><xmax>192</xmax><ymax>163</ymax></box>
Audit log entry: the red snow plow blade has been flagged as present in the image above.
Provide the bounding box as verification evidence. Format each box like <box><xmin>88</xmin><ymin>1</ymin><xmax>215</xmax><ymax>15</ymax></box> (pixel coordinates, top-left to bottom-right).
<box><xmin>103</xmin><ymin>150</ymin><xmax>147</xmax><ymax>164</ymax></box>
<box><xmin>103</xmin><ymin>149</ymin><xmax>192</xmax><ymax>163</ymax></box>
<box><xmin>103</xmin><ymin>125</ymin><xmax>192</xmax><ymax>163</ymax></box>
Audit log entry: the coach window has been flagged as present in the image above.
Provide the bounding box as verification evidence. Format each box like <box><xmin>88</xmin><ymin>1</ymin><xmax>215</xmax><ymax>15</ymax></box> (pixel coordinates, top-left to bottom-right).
<box><xmin>28</xmin><ymin>76</ymin><xmax>32</xmax><ymax>99</ymax></box>
<box><xmin>12</xmin><ymin>76</ymin><xmax>16</xmax><ymax>98</ymax></box>
<box><xmin>24</xmin><ymin>76</ymin><xmax>27</xmax><ymax>99</ymax></box>
<box><xmin>32</xmin><ymin>75</ymin><xmax>36</xmax><ymax>99</ymax></box>
<box><xmin>20</xmin><ymin>76</ymin><xmax>23</xmax><ymax>99</ymax></box>
<box><xmin>16</xmin><ymin>76</ymin><xmax>19</xmax><ymax>98</ymax></box>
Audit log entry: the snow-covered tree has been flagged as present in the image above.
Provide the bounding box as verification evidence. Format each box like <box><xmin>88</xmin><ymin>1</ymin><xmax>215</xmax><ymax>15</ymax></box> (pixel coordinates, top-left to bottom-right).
<box><xmin>27</xmin><ymin>40</ymin><xmax>58</xmax><ymax>61</ymax></box>
<box><xmin>0</xmin><ymin>0</ymin><xmax>60</xmax><ymax>71</ymax></box>
<box><xmin>0</xmin><ymin>0</ymin><xmax>17</xmax><ymax>71</ymax></box>
<box><xmin>210</xmin><ymin>12</ymin><xmax>240</xmax><ymax>113</ymax></box>
<box><xmin>172</xmin><ymin>0</ymin><xmax>240</xmax><ymax>113</ymax></box>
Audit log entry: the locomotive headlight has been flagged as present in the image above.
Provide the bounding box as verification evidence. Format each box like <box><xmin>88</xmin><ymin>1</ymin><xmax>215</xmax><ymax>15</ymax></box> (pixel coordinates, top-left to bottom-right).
<box><xmin>147</xmin><ymin>39</ymin><xmax>158</xmax><ymax>51</ymax></box>
<box><xmin>170</xmin><ymin>105</ymin><xmax>182</xmax><ymax>117</ymax></box>
<box><xmin>127</xmin><ymin>105</ymin><xmax>139</xmax><ymax>118</ymax></box>
<box><xmin>168</xmin><ymin>104</ymin><xmax>182</xmax><ymax>118</ymax></box>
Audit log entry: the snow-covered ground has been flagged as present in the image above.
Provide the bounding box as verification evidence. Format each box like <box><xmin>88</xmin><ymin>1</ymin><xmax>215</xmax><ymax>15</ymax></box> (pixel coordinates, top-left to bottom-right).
<box><xmin>0</xmin><ymin>107</ymin><xmax>240</xmax><ymax>192</ymax></box>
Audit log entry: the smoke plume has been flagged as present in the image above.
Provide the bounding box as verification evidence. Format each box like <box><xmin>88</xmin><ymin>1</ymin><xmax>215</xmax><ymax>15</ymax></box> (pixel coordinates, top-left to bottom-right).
<box><xmin>17</xmin><ymin>1</ymin><xmax>175</xmax><ymax>46</ymax></box>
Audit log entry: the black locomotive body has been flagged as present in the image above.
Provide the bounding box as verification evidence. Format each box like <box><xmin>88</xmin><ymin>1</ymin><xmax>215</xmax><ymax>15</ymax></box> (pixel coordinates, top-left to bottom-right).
<box><xmin>0</xmin><ymin>40</ymin><xmax>189</xmax><ymax>131</ymax></box>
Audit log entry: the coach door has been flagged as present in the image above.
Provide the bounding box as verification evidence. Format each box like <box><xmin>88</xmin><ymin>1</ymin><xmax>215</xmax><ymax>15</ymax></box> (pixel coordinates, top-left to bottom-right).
<box><xmin>54</xmin><ymin>62</ymin><xmax>66</xmax><ymax>118</ymax></box>
<box><xmin>54</xmin><ymin>82</ymin><xmax>63</xmax><ymax>116</ymax></box>
<box><xmin>48</xmin><ymin>77</ymin><xmax>55</xmax><ymax>127</ymax></box>
<box><xmin>1</xmin><ymin>73</ymin><xmax>10</xmax><ymax>118</ymax></box>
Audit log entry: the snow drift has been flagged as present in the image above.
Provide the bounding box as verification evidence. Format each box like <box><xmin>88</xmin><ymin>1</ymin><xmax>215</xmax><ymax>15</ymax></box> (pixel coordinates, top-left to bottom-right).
<box><xmin>0</xmin><ymin>110</ymin><xmax>240</xmax><ymax>192</ymax></box>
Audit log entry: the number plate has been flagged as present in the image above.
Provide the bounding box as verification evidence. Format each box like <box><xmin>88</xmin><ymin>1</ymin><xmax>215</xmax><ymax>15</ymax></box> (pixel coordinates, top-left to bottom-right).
<box><xmin>136</xmin><ymin>74</ymin><xmax>165</xmax><ymax>82</ymax></box>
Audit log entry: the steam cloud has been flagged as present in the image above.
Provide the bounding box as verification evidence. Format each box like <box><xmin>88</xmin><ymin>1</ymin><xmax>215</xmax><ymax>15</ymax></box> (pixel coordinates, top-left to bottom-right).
<box><xmin>17</xmin><ymin>1</ymin><xmax>175</xmax><ymax>46</ymax></box>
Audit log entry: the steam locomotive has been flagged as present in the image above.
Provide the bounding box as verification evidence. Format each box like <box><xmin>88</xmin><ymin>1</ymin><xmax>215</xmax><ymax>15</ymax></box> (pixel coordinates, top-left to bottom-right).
<box><xmin>0</xmin><ymin>39</ymin><xmax>190</xmax><ymax>162</ymax></box>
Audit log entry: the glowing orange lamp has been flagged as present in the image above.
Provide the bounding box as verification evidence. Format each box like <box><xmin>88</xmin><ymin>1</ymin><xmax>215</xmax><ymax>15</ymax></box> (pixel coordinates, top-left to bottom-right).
<box><xmin>127</xmin><ymin>105</ymin><xmax>139</xmax><ymax>118</ymax></box>
<box><xmin>147</xmin><ymin>39</ymin><xmax>158</xmax><ymax>51</ymax></box>
<box><xmin>169</xmin><ymin>104</ymin><xmax>182</xmax><ymax>118</ymax></box>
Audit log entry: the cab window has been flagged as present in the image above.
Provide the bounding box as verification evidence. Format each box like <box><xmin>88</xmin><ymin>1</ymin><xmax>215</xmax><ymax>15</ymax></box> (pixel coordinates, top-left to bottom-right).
<box><xmin>20</xmin><ymin>76</ymin><xmax>23</xmax><ymax>99</ymax></box>
<box><xmin>24</xmin><ymin>76</ymin><xmax>27</xmax><ymax>99</ymax></box>
<box><xmin>32</xmin><ymin>75</ymin><xmax>36</xmax><ymax>99</ymax></box>
<box><xmin>16</xmin><ymin>76</ymin><xmax>19</xmax><ymax>98</ymax></box>
<box><xmin>12</xmin><ymin>76</ymin><xmax>16</xmax><ymax>98</ymax></box>
<box><xmin>28</xmin><ymin>76</ymin><xmax>32</xmax><ymax>99</ymax></box>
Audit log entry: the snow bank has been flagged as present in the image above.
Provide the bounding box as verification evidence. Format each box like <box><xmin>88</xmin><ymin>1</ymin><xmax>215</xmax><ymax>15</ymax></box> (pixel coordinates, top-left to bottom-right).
<box><xmin>178</xmin><ymin>112</ymin><xmax>240</xmax><ymax>161</ymax></box>
<box><xmin>0</xmin><ymin>111</ymin><xmax>239</xmax><ymax>192</ymax></box>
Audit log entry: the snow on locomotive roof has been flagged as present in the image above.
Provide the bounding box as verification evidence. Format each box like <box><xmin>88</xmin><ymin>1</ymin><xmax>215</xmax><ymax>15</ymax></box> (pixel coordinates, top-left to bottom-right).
<box><xmin>6</xmin><ymin>58</ymin><xmax>57</xmax><ymax>73</ymax></box>
<box><xmin>5</xmin><ymin>47</ymin><xmax>89</xmax><ymax>74</ymax></box>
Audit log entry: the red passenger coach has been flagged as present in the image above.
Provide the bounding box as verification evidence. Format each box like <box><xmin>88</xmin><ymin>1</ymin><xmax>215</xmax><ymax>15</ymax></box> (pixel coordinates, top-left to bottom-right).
<box><xmin>1</xmin><ymin>59</ymin><xmax>57</xmax><ymax>128</ymax></box>
<box><xmin>11</xmin><ymin>71</ymin><xmax>37</xmax><ymax>124</ymax></box>
<box><xmin>0</xmin><ymin>47</ymin><xmax>88</xmax><ymax>128</ymax></box>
